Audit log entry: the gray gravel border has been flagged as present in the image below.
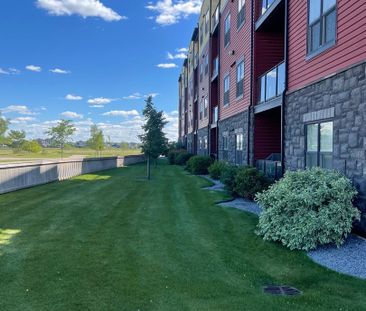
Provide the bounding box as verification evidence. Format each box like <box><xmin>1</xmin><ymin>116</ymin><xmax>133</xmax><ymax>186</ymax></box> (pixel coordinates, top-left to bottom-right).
<box><xmin>200</xmin><ymin>175</ymin><xmax>366</xmax><ymax>280</ymax></box>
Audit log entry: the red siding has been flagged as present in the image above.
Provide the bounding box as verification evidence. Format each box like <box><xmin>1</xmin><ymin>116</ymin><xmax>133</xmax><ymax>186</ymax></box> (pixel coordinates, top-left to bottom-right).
<box><xmin>219</xmin><ymin>0</ymin><xmax>253</xmax><ymax>120</ymax></box>
<box><xmin>288</xmin><ymin>0</ymin><xmax>366</xmax><ymax>92</ymax></box>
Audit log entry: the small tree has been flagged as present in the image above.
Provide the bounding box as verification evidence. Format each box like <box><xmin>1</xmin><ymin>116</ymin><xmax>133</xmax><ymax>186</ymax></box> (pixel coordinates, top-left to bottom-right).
<box><xmin>139</xmin><ymin>96</ymin><xmax>168</xmax><ymax>180</ymax></box>
<box><xmin>46</xmin><ymin>120</ymin><xmax>76</xmax><ymax>158</ymax></box>
<box><xmin>87</xmin><ymin>125</ymin><xmax>105</xmax><ymax>157</ymax></box>
<box><xmin>21</xmin><ymin>140</ymin><xmax>42</xmax><ymax>153</ymax></box>
<box><xmin>8</xmin><ymin>130</ymin><xmax>26</xmax><ymax>152</ymax></box>
<box><xmin>0</xmin><ymin>113</ymin><xmax>9</xmax><ymax>145</ymax></box>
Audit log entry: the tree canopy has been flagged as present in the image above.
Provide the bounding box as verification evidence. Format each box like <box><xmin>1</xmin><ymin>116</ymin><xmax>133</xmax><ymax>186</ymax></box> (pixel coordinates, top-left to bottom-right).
<box><xmin>46</xmin><ymin>120</ymin><xmax>76</xmax><ymax>158</ymax></box>
<box><xmin>87</xmin><ymin>125</ymin><xmax>105</xmax><ymax>157</ymax></box>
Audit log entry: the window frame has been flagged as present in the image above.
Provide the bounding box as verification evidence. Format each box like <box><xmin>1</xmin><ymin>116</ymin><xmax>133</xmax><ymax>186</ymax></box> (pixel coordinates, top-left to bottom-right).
<box><xmin>236</xmin><ymin>59</ymin><xmax>245</xmax><ymax>99</ymax></box>
<box><xmin>223</xmin><ymin>135</ymin><xmax>229</xmax><ymax>151</ymax></box>
<box><xmin>223</xmin><ymin>73</ymin><xmax>230</xmax><ymax>106</ymax></box>
<box><xmin>307</xmin><ymin>0</ymin><xmax>337</xmax><ymax>58</ymax></box>
<box><xmin>224</xmin><ymin>13</ymin><xmax>231</xmax><ymax>48</ymax></box>
<box><xmin>203</xmin><ymin>96</ymin><xmax>208</xmax><ymax>119</ymax></box>
<box><xmin>305</xmin><ymin>120</ymin><xmax>334</xmax><ymax>169</ymax></box>
<box><xmin>237</xmin><ymin>0</ymin><xmax>246</xmax><ymax>30</ymax></box>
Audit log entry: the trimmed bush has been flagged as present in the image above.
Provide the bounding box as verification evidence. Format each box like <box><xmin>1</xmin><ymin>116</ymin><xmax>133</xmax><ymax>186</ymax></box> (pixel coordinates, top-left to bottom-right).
<box><xmin>234</xmin><ymin>166</ymin><xmax>270</xmax><ymax>200</ymax></box>
<box><xmin>220</xmin><ymin>165</ymin><xmax>239</xmax><ymax>193</ymax></box>
<box><xmin>187</xmin><ymin>156</ymin><xmax>213</xmax><ymax>175</ymax></box>
<box><xmin>256</xmin><ymin>168</ymin><xmax>361</xmax><ymax>251</ymax></box>
<box><xmin>208</xmin><ymin>161</ymin><xmax>228</xmax><ymax>180</ymax></box>
<box><xmin>167</xmin><ymin>149</ymin><xmax>186</xmax><ymax>165</ymax></box>
<box><xmin>175</xmin><ymin>152</ymin><xmax>194</xmax><ymax>166</ymax></box>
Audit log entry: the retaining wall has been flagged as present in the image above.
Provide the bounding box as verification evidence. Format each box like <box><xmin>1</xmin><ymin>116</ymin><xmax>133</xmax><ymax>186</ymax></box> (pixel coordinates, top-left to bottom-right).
<box><xmin>0</xmin><ymin>155</ymin><xmax>145</xmax><ymax>195</ymax></box>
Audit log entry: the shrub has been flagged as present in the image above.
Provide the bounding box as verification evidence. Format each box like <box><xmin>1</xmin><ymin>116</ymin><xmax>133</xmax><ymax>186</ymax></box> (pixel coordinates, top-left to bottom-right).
<box><xmin>234</xmin><ymin>166</ymin><xmax>270</xmax><ymax>200</ymax></box>
<box><xmin>187</xmin><ymin>156</ymin><xmax>213</xmax><ymax>175</ymax></box>
<box><xmin>208</xmin><ymin>161</ymin><xmax>228</xmax><ymax>180</ymax></box>
<box><xmin>167</xmin><ymin>149</ymin><xmax>186</xmax><ymax>165</ymax></box>
<box><xmin>220</xmin><ymin>165</ymin><xmax>239</xmax><ymax>193</ymax></box>
<box><xmin>256</xmin><ymin>168</ymin><xmax>360</xmax><ymax>251</ymax></box>
<box><xmin>175</xmin><ymin>152</ymin><xmax>194</xmax><ymax>166</ymax></box>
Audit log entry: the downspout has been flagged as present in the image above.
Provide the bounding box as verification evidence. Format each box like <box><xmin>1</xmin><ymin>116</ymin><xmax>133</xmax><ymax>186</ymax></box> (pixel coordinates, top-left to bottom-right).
<box><xmin>247</xmin><ymin>0</ymin><xmax>254</xmax><ymax>166</ymax></box>
<box><xmin>216</xmin><ymin>2</ymin><xmax>221</xmax><ymax>161</ymax></box>
<box><xmin>281</xmin><ymin>0</ymin><xmax>289</xmax><ymax>174</ymax></box>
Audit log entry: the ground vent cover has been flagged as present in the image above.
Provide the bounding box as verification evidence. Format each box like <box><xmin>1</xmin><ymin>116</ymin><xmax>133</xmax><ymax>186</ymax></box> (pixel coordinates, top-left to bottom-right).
<box><xmin>263</xmin><ymin>285</ymin><xmax>301</xmax><ymax>296</ymax></box>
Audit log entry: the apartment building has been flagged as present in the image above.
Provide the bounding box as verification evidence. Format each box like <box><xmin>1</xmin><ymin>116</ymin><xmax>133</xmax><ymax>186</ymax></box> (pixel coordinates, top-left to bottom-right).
<box><xmin>178</xmin><ymin>0</ymin><xmax>366</xmax><ymax>234</ymax></box>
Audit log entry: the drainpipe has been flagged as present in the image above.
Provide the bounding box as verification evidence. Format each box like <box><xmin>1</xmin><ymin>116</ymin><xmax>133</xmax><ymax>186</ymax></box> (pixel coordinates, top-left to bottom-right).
<box><xmin>281</xmin><ymin>0</ymin><xmax>289</xmax><ymax>175</ymax></box>
<box><xmin>247</xmin><ymin>0</ymin><xmax>254</xmax><ymax>166</ymax></box>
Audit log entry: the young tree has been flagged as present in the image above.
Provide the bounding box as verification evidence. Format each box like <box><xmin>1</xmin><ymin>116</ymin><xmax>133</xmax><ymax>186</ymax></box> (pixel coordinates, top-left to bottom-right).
<box><xmin>8</xmin><ymin>130</ymin><xmax>26</xmax><ymax>152</ymax></box>
<box><xmin>21</xmin><ymin>140</ymin><xmax>42</xmax><ymax>153</ymax></box>
<box><xmin>87</xmin><ymin>125</ymin><xmax>105</xmax><ymax>157</ymax></box>
<box><xmin>139</xmin><ymin>96</ymin><xmax>168</xmax><ymax>180</ymax></box>
<box><xmin>46</xmin><ymin>120</ymin><xmax>76</xmax><ymax>158</ymax></box>
<box><xmin>0</xmin><ymin>113</ymin><xmax>9</xmax><ymax>145</ymax></box>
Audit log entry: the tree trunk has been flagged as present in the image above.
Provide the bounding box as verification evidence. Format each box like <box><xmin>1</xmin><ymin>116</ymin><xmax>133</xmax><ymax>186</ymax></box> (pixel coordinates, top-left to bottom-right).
<box><xmin>147</xmin><ymin>155</ymin><xmax>151</xmax><ymax>180</ymax></box>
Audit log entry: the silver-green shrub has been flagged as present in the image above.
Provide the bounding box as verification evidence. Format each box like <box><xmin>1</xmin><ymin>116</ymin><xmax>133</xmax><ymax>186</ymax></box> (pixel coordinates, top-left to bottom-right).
<box><xmin>255</xmin><ymin>168</ymin><xmax>360</xmax><ymax>251</ymax></box>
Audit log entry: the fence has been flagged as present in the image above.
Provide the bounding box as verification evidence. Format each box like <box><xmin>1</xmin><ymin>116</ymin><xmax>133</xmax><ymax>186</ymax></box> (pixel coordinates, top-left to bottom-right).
<box><xmin>0</xmin><ymin>155</ymin><xmax>145</xmax><ymax>195</ymax></box>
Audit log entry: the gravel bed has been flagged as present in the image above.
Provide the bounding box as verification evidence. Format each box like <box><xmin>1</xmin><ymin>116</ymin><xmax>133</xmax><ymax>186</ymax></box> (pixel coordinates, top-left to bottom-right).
<box><xmin>200</xmin><ymin>175</ymin><xmax>366</xmax><ymax>280</ymax></box>
<box><xmin>200</xmin><ymin>175</ymin><xmax>226</xmax><ymax>191</ymax></box>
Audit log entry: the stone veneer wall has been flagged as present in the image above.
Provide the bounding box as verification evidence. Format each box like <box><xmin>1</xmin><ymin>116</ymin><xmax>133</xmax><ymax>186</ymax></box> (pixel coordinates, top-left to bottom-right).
<box><xmin>186</xmin><ymin>133</ymin><xmax>194</xmax><ymax>154</ymax></box>
<box><xmin>218</xmin><ymin>110</ymin><xmax>250</xmax><ymax>165</ymax></box>
<box><xmin>285</xmin><ymin>61</ymin><xmax>366</xmax><ymax>235</ymax></box>
<box><xmin>197</xmin><ymin>127</ymin><xmax>209</xmax><ymax>156</ymax></box>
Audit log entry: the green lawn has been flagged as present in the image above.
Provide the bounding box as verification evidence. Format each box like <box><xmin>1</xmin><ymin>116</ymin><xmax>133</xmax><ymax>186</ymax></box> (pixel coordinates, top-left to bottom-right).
<box><xmin>0</xmin><ymin>162</ymin><xmax>365</xmax><ymax>310</ymax></box>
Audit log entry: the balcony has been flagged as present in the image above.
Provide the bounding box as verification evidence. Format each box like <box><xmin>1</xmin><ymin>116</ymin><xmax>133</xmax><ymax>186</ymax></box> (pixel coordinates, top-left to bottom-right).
<box><xmin>255</xmin><ymin>0</ymin><xmax>285</xmax><ymax>32</ymax></box>
<box><xmin>211</xmin><ymin>56</ymin><xmax>219</xmax><ymax>81</ymax></box>
<box><xmin>255</xmin><ymin>62</ymin><xmax>285</xmax><ymax>113</ymax></box>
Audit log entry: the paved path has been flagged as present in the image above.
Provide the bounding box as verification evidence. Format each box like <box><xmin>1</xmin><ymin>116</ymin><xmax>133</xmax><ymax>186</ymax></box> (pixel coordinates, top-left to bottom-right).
<box><xmin>201</xmin><ymin>175</ymin><xmax>366</xmax><ymax>280</ymax></box>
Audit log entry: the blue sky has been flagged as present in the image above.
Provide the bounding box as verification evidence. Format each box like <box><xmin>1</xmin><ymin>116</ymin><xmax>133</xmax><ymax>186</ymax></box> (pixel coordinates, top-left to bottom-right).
<box><xmin>0</xmin><ymin>0</ymin><xmax>202</xmax><ymax>142</ymax></box>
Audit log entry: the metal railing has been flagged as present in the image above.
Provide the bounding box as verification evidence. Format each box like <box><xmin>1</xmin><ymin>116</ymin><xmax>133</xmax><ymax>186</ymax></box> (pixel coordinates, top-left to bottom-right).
<box><xmin>256</xmin><ymin>159</ymin><xmax>283</xmax><ymax>180</ymax></box>
<box><xmin>212</xmin><ymin>56</ymin><xmax>219</xmax><ymax>79</ymax></box>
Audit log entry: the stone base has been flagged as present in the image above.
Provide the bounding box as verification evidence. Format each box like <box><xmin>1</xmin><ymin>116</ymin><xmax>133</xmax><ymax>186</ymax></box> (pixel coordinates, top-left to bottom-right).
<box><xmin>285</xmin><ymin>61</ymin><xmax>366</xmax><ymax>236</ymax></box>
<box><xmin>218</xmin><ymin>110</ymin><xmax>250</xmax><ymax>165</ymax></box>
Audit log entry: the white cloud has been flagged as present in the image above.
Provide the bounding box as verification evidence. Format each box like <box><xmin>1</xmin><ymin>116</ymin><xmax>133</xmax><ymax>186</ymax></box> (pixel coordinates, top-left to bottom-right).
<box><xmin>102</xmin><ymin>110</ymin><xmax>139</xmax><ymax>117</ymax></box>
<box><xmin>65</xmin><ymin>94</ymin><xmax>83</xmax><ymax>101</ymax></box>
<box><xmin>26</xmin><ymin>65</ymin><xmax>42</xmax><ymax>72</ymax></box>
<box><xmin>157</xmin><ymin>63</ymin><xmax>178</xmax><ymax>69</ymax></box>
<box><xmin>90</xmin><ymin>105</ymin><xmax>104</xmax><ymax>108</ymax></box>
<box><xmin>0</xmin><ymin>68</ymin><xmax>21</xmax><ymax>75</ymax></box>
<box><xmin>61</xmin><ymin>111</ymin><xmax>84</xmax><ymax>119</ymax></box>
<box><xmin>167</xmin><ymin>52</ymin><xmax>187</xmax><ymax>60</ymax></box>
<box><xmin>177</xmin><ymin>47</ymin><xmax>188</xmax><ymax>53</ymax></box>
<box><xmin>123</xmin><ymin>92</ymin><xmax>160</xmax><ymax>100</ymax></box>
<box><xmin>1</xmin><ymin>105</ymin><xmax>37</xmax><ymax>115</ymax></box>
<box><xmin>50</xmin><ymin>68</ymin><xmax>71</xmax><ymax>74</ymax></box>
<box><xmin>146</xmin><ymin>0</ymin><xmax>202</xmax><ymax>25</ymax></box>
<box><xmin>36</xmin><ymin>0</ymin><xmax>126</xmax><ymax>22</ymax></box>
<box><xmin>87</xmin><ymin>97</ymin><xmax>114</xmax><ymax>105</ymax></box>
<box><xmin>10</xmin><ymin>117</ymin><xmax>37</xmax><ymax>124</ymax></box>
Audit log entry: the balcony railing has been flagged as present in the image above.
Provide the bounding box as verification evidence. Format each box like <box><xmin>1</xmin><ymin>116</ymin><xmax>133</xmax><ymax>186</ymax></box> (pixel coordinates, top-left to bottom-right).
<box><xmin>258</xmin><ymin>62</ymin><xmax>285</xmax><ymax>104</ymax></box>
<box><xmin>261</xmin><ymin>0</ymin><xmax>276</xmax><ymax>16</ymax></box>
<box><xmin>256</xmin><ymin>160</ymin><xmax>283</xmax><ymax>180</ymax></box>
<box><xmin>212</xmin><ymin>56</ymin><xmax>219</xmax><ymax>79</ymax></box>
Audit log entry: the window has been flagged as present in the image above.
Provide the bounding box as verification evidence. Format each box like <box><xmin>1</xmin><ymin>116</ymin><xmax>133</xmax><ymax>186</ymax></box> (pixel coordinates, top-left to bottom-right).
<box><xmin>258</xmin><ymin>62</ymin><xmax>285</xmax><ymax>103</ymax></box>
<box><xmin>200</xmin><ymin>22</ymin><xmax>203</xmax><ymax>45</ymax></box>
<box><xmin>204</xmin><ymin>97</ymin><xmax>208</xmax><ymax>118</ymax></box>
<box><xmin>199</xmin><ymin>138</ymin><xmax>203</xmax><ymax>149</ymax></box>
<box><xmin>205</xmin><ymin>55</ymin><xmax>209</xmax><ymax>75</ymax></box>
<box><xmin>261</xmin><ymin>0</ymin><xmax>275</xmax><ymax>15</ymax></box>
<box><xmin>224</xmin><ymin>74</ymin><xmax>230</xmax><ymax>106</ymax></box>
<box><xmin>237</xmin><ymin>0</ymin><xmax>245</xmax><ymax>28</ymax></box>
<box><xmin>306</xmin><ymin>121</ymin><xmax>333</xmax><ymax>169</ymax></box>
<box><xmin>199</xmin><ymin>99</ymin><xmax>203</xmax><ymax>120</ymax></box>
<box><xmin>223</xmin><ymin>135</ymin><xmax>228</xmax><ymax>151</ymax></box>
<box><xmin>224</xmin><ymin>14</ymin><xmax>231</xmax><ymax>47</ymax></box>
<box><xmin>236</xmin><ymin>60</ymin><xmax>244</xmax><ymax>98</ymax></box>
<box><xmin>200</xmin><ymin>63</ymin><xmax>203</xmax><ymax>82</ymax></box>
<box><xmin>308</xmin><ymin>0</ymin><xmax>337</xmax><ymax>54</ymax></box>
<box><xmin>204</xmin><ymin>136</ymin><xmax>208</xmax><ymax>150</ymax></box>
<box><xmin>236</xmin><ymin>134</ymin><xmax>243</xmax><ymax>151</ymax></box>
